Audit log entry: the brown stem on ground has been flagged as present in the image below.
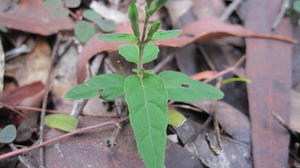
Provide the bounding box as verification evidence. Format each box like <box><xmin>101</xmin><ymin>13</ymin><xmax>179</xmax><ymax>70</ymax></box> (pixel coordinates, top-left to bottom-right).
<box><xmin>0</xmin><ymin>118</ymin><xmax>128</xmax><ymax>161</ymax></box>
<box><xmin>38</xmin><ymin>33</ymin><xmax>62</xmax><ymax>166</ymax></box>
<box><xmin>204</xmin><ymin>55</ymin><xmax>246</xmax><ymax>83</ymax></box>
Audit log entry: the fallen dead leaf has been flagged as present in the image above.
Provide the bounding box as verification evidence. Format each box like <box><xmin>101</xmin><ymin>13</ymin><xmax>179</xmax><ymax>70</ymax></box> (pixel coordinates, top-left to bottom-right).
<box><xmin>77</xmin><ymin>17</ymin><xmax>296</xmax><ymax>83</ymax></box>
<box><xmin>0</xmin><ymin>81</ymin><xmax>44</xmax><ymax>106</ymax></box>
<box><xmin>0</xmin><ymin>0</ymin><xmax>74</xmax><ymax>35</ymax></box>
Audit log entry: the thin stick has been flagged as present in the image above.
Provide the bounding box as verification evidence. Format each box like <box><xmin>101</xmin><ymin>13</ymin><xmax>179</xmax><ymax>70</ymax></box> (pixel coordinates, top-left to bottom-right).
<box><xmin>0</xmin><ymin>118</ymin><xmax>128</xmax><ymax>160</ymax></box>
<box><xmin>204</xmin><ymin>55</ymin><xmax>246</xmax><ymax>83</ymax></box>
<box><xmin>271</xmin><ymin>0</ymin><xmax>290</xmax><ymax>31</ymax></box>
<box><xmin>204</xmin><ymin>134</ymin><xmax>221</xmax><ymax>156</ymax></box>
<box><xmin>0</xmin><ymin>39</ymin><xmax>4</xmax><ymax>92</ymax></box>
<box><xmin>38</xmin><ymin>33</ymin><xmax>62</xmax><ymax>166</ymax></box>
<box><xmin>9</xmin><ymin>144</ymin><xmax>35</xmax><ymax>168</ymax></box>
<box><xmin>152</xmin><ymin>54</ymin><xmax>175</xmax><ymax>74</ymax></box>
<box><xmin>213</xmin><ymin>80</ymin><xmax>222</xmax><ymax>150</ymax></box>
<box><xmin>107</xmin><ymin>98</ymin><xmax>127</xmax><ymax>147</ymax></box>
<box><xmin>220</xmin><ymin>0</ymin><xmax>245</xmax><ymax>21</ymax></box>
<box><xmin>13</xmin><ymin>105</ymin><xmax>118</xmax><ymax>118</ymax></box>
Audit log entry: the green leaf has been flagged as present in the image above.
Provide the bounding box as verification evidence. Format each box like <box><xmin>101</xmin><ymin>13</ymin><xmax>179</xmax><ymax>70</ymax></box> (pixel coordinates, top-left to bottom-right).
<box><xmin>128</xmin><ymin>2</ymin><xmax>140</xmax><ymax>38</ymax></box>
<box><xmin>147</xmin><ymin>21</ymin><xmax>160</xmax><ymax>40</ymax></box>
<box><xmin>221</xmin><ymin>77</ymin><xmax>252</xmax><ymax>86</ymax></box>
<box><xmin>75</xmin><ymin>21</ymin><xmax>97</xmax><ymax>43</ymax></box>
<box><xmin>294</xmin><ymin>1</ymin><xmax>300</xmax><ymax>13</ymax></box>
<box><xmin>168</xmin><ymin>109</ymin><xmax>186</xmax><ymax>127</ymax></box>
<box><xmin>45</xmin><ymin>114</ymin><xmax>78</xmax><ymax>132</ymax></box>
<box><xmin>64</xmin><ymin>0</ymin><xmax>81</xmax><ymax>8</ymax></box>
<box><xmin>44</xmin><ymin>0</ymin><xmax>69</xmax><ymax>19</ymax></box>
<box><xmin>83</xmin><ymin>9</ymin><xmax>102</xmax><ymax>22</ymax></box>
<box><xmin>159</xmin><ymin>71</ymin><xmax>224</xmax><ymax>102</ymax></box>
<box><xmin>146</xmin><ymin>0</ymin><xmax>168</xmax><ymax>16</ymax></box>
<box><xmin>98</xmin><ymin>33</ymin><xmax>137</xmax><ymax>43</ymax></box>
<box><xmin>143</xmin><ymin>44</ymin><xmax>159</xmax><ymax>63</ymax></box>
<box><xmin>118</xmin><ymin>44</ymin><xmax>159</xmax><ymax>64</ymax></box>
<box><xmin>124</xmin><ymin>74</ymin><xmax>168</xmax><ymax>168</ymax></box>
<box><xmin>150</xmin><ymin>29</ymin><xmax>181</xmax><ymax>41</ymax></box>
<box><xmin>97</xmin><ymin>19</ymin><xmax>116</xmax><ymax>32</ymax></box>
<box><xmin>65</xmin><ymin>74</ymin><xmax>125</xmax><ymax>100</ymax></box>
<box><xmin>64</xmin><ymin>84</ymin><xmax>99</xmax><ymax>100</ymax></box>
<box><xmin>0</xmin><ymin>125</ymin><xmax>17</xmax><ymax>143</ymax></box>
<box><xmin>83</xmin><ymin>10</ymin><xmax>116</xmax><ymax>32</ymax></box>
<box><xmin>118</xmin><ymin>45</ymin><xmax>138</xmax><ymax>63</ymax></box>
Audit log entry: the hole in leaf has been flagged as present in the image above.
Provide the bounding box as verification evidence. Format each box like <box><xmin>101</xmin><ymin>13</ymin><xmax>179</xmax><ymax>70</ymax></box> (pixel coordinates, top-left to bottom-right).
<box><xmin>98</xmin><ymin>88</ymin><xmax>104</xmax><ymax>93</ymax></box>
<box><xmin>181</xmin><ymin>83</ymin><xmax>190</xmax><ymax>88</ymax></box>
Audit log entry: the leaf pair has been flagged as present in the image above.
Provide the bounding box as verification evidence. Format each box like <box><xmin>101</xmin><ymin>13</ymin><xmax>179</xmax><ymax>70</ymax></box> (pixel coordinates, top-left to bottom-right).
<box><xmin>75</xmin><ymin>10</ymin><xmax>116</xmax><ymax>43</ymax></box>
<box><xmin>44</xmin><ymin>0</ymin><xmax>81</xmax><ymax>19</ymax></box>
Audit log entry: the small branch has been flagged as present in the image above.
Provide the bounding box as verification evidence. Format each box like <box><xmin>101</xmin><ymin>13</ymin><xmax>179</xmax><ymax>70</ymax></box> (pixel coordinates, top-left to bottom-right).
<box><xmin>204</xmin><ymin>55</ymin><xmax>246</xmax><ymax>83</ymax></box>
<box><xmin>204</xmin><ymin>134</ymin><xmax>221</xmax><ymax>156</ymax></box>
<box><xmin>272</xmin><ymin>111</ymin><xmax>299</xmax><ymax>137</ymax></box>
<box><xmin>271</xmin><ymin>0</ymin><xmax>290</xmax><ymax>31</ymax></box>
<box><xmin>212</xmin><ymin>80</ymin><xmax>222</xmax><ymax>150</ymax></box>
<box><xmin>152</xmin><ymin>54</ymin><xmax>175</xmax><ymax>74</ymax></box>
<box><xmin>9</xmin><ymin>144</ymin><xmax>35</xmax><ymax>168</ymax></box>
<box><xmin>220</xmin><ymin>0</ymin><xmax>245</xmax><ymax>21</ymax></box>
<box><xmin>107</xmin><ymin>98</ymin><xmax>127</xmax><ymax>147</ymax></box>
<box><xmin>0</xmin><ymin>118</ymin><xmax>128</xmax><ymax>160</ymax></box>
<box><xmin>0</xmin><ymin>39</ymin><xmax>4</xmax><ymax>92</ymax></box>
<box><xmin>39</xmin><ymin>33</ymin><xmax>62</xmax><ymax>166</ymax></box>
<box><xmin>199</xmin><ymin>46</ymin><xmax>217</xmax><ymax>71</ymax></box>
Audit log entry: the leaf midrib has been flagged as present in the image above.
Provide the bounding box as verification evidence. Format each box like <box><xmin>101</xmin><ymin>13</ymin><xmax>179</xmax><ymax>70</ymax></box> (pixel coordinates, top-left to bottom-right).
<box><xmin>140</xmin><ymin>78</ymin><xmax>157</xmax><ymax>168</ymax></box>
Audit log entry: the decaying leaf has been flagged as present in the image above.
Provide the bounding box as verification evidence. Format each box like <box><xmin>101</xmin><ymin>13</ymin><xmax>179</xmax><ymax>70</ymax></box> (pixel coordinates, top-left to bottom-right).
<box><xmin>0</xmin><ymin>0</ymin><xmax>74</xmax><ymax>35</ymax></box>
<box><xmin>0</xmin><ymin>81</ymin><xmax>45</xmax><ymax>106</ymax></box>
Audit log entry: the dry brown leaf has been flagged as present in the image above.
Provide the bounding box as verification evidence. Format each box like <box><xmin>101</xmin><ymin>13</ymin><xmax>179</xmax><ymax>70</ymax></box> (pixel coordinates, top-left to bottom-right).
<box><xmin>0</xmin><ymin>0</ymin><xmax>74</xmax><ymax>35</ymax></box>
<box><xmin>77</xmin><ymin>18</ymin><xmax>296</xmax><ymax>83</ymax></box>
<box><xmin>0</xmin><ymin>81</ymin><xmax>44</xmax><ymax>106</ymax></box>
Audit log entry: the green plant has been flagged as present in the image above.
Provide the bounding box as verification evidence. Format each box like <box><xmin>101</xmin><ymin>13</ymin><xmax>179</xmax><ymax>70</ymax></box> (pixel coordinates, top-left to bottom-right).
<box><xmin>47</xmin><ymin>1</ymin><xmax>224</xmax><ymax>167</ymax></box>
<box><xmin>44</xmin><ymin>0</ymin><xmax>116</xmax><ymax>43</ymax></box>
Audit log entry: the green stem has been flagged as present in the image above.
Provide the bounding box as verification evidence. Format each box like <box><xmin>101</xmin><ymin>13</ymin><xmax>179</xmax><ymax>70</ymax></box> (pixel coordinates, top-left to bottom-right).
<box><xmin>137</xmin><ymin>15</ymin><xmax>150</xmax><ymax>78</ymax></box>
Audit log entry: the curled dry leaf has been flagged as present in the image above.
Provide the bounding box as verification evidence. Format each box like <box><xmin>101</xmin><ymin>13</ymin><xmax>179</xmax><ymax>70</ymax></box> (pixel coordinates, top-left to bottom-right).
<box><xmin>0</xmin><ymin>81</ymin><xmax>45</xmax><ymax>106</ymax></box>
<box><xmin>0</xmin><ymin>0</ymin><xmax>73</xmax><ymax>35</ymax></box>
<box><xmin>77</xmin><ymin>18</ymin><xmax>296</xmax><ymax>83</ymax></box>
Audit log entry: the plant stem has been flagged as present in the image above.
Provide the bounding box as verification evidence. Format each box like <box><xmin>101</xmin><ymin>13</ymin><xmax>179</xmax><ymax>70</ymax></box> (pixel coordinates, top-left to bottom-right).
<box><xmin>137</xmin><ymin>15</ymin><xmax>150</xmax><ymax>77</ymax></box>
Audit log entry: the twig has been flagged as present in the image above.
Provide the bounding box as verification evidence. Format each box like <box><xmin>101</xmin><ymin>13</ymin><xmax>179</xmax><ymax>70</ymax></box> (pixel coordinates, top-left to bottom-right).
<box><xmin>71</xmin><ymin>54</ymin><xmax>104</xmax><ymax>118</ymax></box>
<box><xmin>184</xmin><ymin>115</ymin><xmax>213</xmax><ymax>147</ymax></box>
<box><xmin>0</xmin><ymin>118</ymin><xmax>128</xmax><ymax>160</ymax></box>
<box><xmin>14</xmin><ymin>105</ymin><xmax>117</xmax><ymax>118</ymax></box>
<box><xmin>0</xmin><ymin>39</ymin><xmax>4</xmax><ymax>92</ymax></box>
<box><xmin>204</xmin><ymin>55</ymin><xmax>246</xmax><ymax>83</ymax></box>
<box><xmin>271</xmin><ymin>0</ymin><xmax>290</xmax><ymax>31</ymax></box>
<box><xmin>220</xmin><ymin>0</ymin><xmax>245</xmax><ymax>21</ymax></box>
<box><xmin>204</xmin><ymin>134</ymin><xmax>221</xmax><ymax>156</ymax></box>
<box><xmin>199</xmin><ymin>46</ymin><xmax>217</xmax><ymax>71</ymax></box>
<box><xmin>38</xmin><ymin>33</ymin><xmax>62</xmax><ymax>166</ymax></box>
<box><xmin>213</xmin><ymin>80</ymin><xmax>222</xmax><ymax>150</ymax></box>
<box><xmin>271</xmin><ymin>111</ymin><xmax>299</xmax><ymax>137</ymax></box>
<box><xmin>9</xmin><ymin>144</ymin><xmax>35</xmax><ymax>168</ymax></box>
<box><xmin>107</xmin><ymin>90</ymin><xmax>128</xmax><ymax>147</ymax></box>
<box><xmin>152</xmin><ymin>54</ymin><xmax>175</xmax><ymax>74</ymax></box>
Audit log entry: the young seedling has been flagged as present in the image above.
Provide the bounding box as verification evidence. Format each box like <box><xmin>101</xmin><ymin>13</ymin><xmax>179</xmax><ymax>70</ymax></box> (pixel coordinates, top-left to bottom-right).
<box><xmin>48</xmin><ymin>1</ymin><xmax>224</xmax><ymax>167</ymax></box>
